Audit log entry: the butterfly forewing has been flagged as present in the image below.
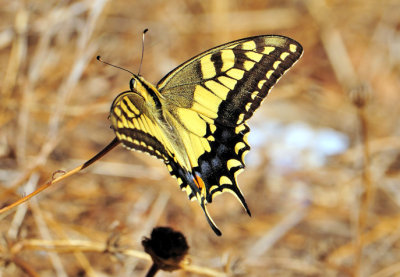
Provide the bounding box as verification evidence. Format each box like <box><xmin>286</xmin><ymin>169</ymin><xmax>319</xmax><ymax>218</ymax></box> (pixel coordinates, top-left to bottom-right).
<box><xmin>157</xmin><ymin>35</ymin><xmax>303</xmax><ymax>128</ymax></box>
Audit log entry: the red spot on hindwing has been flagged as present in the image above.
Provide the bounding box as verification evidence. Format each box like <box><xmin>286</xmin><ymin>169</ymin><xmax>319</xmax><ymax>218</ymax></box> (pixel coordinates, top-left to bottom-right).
<box><xmin>193</xmin><ymin>174</ymin><xmax>205</xmax><ymax>191</ymax></box>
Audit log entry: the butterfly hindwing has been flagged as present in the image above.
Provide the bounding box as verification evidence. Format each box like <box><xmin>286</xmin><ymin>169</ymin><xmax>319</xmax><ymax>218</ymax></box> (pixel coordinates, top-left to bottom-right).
<box><xmin>110</xmin><ymin>92</ymin><xmax>169</xmax><ymax>159</ymax></box>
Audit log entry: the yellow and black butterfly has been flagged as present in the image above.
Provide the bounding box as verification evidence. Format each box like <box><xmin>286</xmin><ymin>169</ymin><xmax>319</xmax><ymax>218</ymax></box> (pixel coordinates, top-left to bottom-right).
<box><xmin>109</xmin><ymin>35</ymin><xmax>303</xmax><ymax>236</ymax></box>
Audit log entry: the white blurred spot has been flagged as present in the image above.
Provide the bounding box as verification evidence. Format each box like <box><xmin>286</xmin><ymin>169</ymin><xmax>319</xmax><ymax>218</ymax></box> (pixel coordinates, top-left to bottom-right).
<box><xmin>247</xmin><ymin>120</ymin><xmax>349</xmax><ymax>171</ymax></box>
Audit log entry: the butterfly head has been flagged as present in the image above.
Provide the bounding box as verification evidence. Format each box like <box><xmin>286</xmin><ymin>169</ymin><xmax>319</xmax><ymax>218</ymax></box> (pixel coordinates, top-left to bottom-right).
<box><xmin>129</xmin><ymin>74</ymin><xmax>162</xmax><ymax>110</ymax></box>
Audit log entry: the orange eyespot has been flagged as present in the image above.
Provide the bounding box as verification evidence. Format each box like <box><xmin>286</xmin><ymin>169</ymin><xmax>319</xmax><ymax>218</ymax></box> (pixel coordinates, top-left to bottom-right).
<box><xmin>193</xmin><ymin>174</ymin><xmax>205</xmax><ymax>190</ymax></box>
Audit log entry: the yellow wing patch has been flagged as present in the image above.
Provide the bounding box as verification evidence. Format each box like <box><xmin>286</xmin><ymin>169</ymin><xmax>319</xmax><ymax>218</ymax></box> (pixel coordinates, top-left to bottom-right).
<box><xmin>218</xmin><ymin>76</ymin><xmax>237</xmax><ymax>90</ymax></box>
<box><xmin>245</xmin><ymin>51</ymin><xmax>263</xmax><ymax>62</ymax></box>
<box><xmin>193</xmin><ymin>85</ymin><xmax>221</xmax><ymax>112</ymax></box>
<box><xmin>204</xmin><ymin>80</ymin><xmax>229</xmax><ymax>100</ymax></box>
<box><xmin>220</xmin><ymin>50</ymin><xmax>235</xmax><ymax>72</ymax></box>
<box><xmin>200</xmin><ymin>55</ymin><xmax>217</xmax><ymax>79</ymax></box>
<box><xmin>226</xmin><ymin>68</ymin><xmax>245</xmax><ymax>80</ymax></box>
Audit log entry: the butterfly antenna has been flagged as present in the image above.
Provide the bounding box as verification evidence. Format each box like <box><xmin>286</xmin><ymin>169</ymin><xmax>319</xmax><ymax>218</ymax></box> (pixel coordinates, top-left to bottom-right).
<box><xmin>138</xmin><ymin>28</ymin><xmax>148</xmax><ymax>76</ymax></box>
<box><xmin>96</xmin><ymin>56</ymin><xmax>134</xmax><ymax>76</ymax></box>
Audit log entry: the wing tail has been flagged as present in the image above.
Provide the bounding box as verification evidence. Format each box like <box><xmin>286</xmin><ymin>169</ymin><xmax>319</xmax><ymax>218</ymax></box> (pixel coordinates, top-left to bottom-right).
<box><xmin>200</xmin><ymin>201</ymin><xmax>222</xmax><ymax>236</ymax></box>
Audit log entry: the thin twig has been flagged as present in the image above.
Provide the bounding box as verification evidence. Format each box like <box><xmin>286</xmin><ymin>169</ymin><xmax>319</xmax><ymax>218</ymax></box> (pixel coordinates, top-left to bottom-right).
<box><xmin>11</xmin><ymin>256</ymin><xmax>40</xmax><ymax>277</ymax></box>
<box><xmin>354</xmin><ymin>99</ymin><xmax>372</xmax><ymax>277</ymax></box>
<box><xmin>145</xmin><ymin>263</ymin><xmax>159</xmax><ymax>277</ymax></box>
<box><xmin>10</xmin><ymin>238</ymin><xmax>226</xmax><ymax>276</ymax></box>
<box><xmin>0</xmin><ymin>138</ymin><xmax>120</xmax><ymax>215</ymax></box>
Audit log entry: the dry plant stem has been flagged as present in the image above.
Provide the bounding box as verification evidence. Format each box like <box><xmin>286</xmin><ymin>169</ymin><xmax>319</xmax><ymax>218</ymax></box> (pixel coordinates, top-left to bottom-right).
<box><xmin>11</xmin><ymin>239</ymin><xmax>147</xmax><ymax>258</ymax></box>
<box><xmin>370</xmin><ymin>261</ymin><xmax>400</xmax><ymax>277</ymax></box>
<box><xmin>307</xmin><ymin>2</ymin><xmax>372</xmax><ymax>274</ymax></box>
<box><xmin>10</xmin><ymin>255</ymin><xmax>40</xmax><ymax>277</ymax></box>
<box><xmin>3</xmin><ymin>0</ymin><xmax>107</xmax><ymax>196</ymax></box>
<box><xmin>141</xmin><ymin>192</ymin><xmax>170</xmax><ymax>235</ymax></box>
<box><xmin>181</xmin><ymin>264</ymin><xmax>226</xmax><ymax>277</ymax></box>
<box><xmin>10</xmin><ymin>239</ymin><xmax>225</xmax><ymax>276</ymax></box>
<box><xmin>30</xmin><ymin>195</ymin><xmax>67</xmax><ymax>277</ymax></box>
<box><xmin>0</xmin><ymin>138</ymin><xmax>120</xmax><ymax>215</ymax></box>
<box><xmin>354</xmin><ymin>104</ymin><xmax>372</xmax><ymax>276</ymax></box>
<box><xmin>0</xmin><ymin>100</ymin><xmax>111</xmax><ymax>204</ymax></box>
<box><xmin>1</xmin><ymin>10</ymin><xmax>27</xmax><ymax>98</ymax></box>
<box><xmin>7</xmin><ymin>174</ymin><xmax>39</xmax><ymax>240</ymax></box>
<box><xmin>327</xmin><ymin>214</ymin><xmax>400</xmax><ymax>264</ymax></box>
<box><xmin>43</xmin><ymin>210</ymin><xmax>98</xmax><ymax>277</ymax></box>
<box><xmin>1</xmin><ymin>0</ymin><xmax>106</xmax><ymax>210</ymax></box>
<box><xmin>46</xmin><ymin>0</ymin><xmax>107</xmax><ymax>140</ymax></box>
<box><xmin>145</xmin><ymin>263</ymin><xmax>159</xmax><ymax>277</ymax></box>
<box><xmin>1</xmin><ymin>90</ymin><xmax>118</xmax><ymax>202</ymax></box>
<box><xmin>246</xmin><ymin>201</ymin><xmax>308</xmax><ymax>260</ymax></box>
<box><xmin>10</xmin><ymin>9</ymin><xmax>29</xmax><ymax>165</ymax></box>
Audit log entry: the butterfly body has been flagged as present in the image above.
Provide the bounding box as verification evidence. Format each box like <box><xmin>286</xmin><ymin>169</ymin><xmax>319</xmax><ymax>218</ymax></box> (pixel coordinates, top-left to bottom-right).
<box><xmin>110</xmin><ymin>35</ymin><xmax>303</xmax><ymax>235</ymax></box>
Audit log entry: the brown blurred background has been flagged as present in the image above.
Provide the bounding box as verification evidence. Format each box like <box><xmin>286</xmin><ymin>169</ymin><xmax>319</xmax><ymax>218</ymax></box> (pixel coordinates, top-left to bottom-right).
<box><xmin>1</xmin><ymin>0</ymin><xmax>400</xmax><ymax>276</ymax></box>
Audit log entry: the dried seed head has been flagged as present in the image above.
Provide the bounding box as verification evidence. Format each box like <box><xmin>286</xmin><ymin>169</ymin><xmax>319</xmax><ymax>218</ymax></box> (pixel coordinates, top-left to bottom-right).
<box><xmin>349</xmin><ymin>83</ymin><xmax>371</xmax><ymax>108</ymax></box>
<box><xmin>142</xmin><ymin>227</ymin><xmax>189</xmax><ymax>273</ymax></box>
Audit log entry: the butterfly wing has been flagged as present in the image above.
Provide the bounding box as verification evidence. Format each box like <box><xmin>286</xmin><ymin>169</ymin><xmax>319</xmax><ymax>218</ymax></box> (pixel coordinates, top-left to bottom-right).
<box><xmin>110</xmin><ymin>89</ymin><xmax>224</xmax><ymax>235</ymax></box>
<box><xmin>110</xmin><ymin>92</ymin><xmax>170</xmax><ymax>159</ymax></box>
<box><xmin>110</xmin><ymin>35</ymin><xmax>303</xmax><ymax>235</ymax></box>
<box><xmin>157</xmin><ymin>35</ymin><xmax>303</xmax><ymax>217</ymax></box>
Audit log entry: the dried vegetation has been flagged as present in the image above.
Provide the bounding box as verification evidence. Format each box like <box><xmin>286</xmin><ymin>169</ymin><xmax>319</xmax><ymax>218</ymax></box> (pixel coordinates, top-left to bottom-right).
<box><xmin>1</xmin><ymin>0</ymin><xmax>400</xmax><ymax>276</ymax></box>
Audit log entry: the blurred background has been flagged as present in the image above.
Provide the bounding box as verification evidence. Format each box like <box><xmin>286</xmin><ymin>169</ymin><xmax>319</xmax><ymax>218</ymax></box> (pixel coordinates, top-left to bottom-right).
<box><xmin>1</xmin><ymin>0</ymin><xmax>400</xmax><ymax>276</ymax></box>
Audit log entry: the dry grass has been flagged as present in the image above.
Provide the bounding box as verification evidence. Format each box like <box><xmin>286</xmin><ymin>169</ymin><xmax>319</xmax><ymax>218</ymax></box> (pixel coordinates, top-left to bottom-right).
<box><xmin>1</xmin><ymin>0</ymin><xmax>400</xmax><ymax>276</ymax></box>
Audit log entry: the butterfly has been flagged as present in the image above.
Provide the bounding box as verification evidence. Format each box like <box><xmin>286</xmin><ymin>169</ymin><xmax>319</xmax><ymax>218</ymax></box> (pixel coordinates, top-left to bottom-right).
<box><xmin>109</xmin><ymin>35</ymin><xmax>303</xmax><ymax>236</ymax></box>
